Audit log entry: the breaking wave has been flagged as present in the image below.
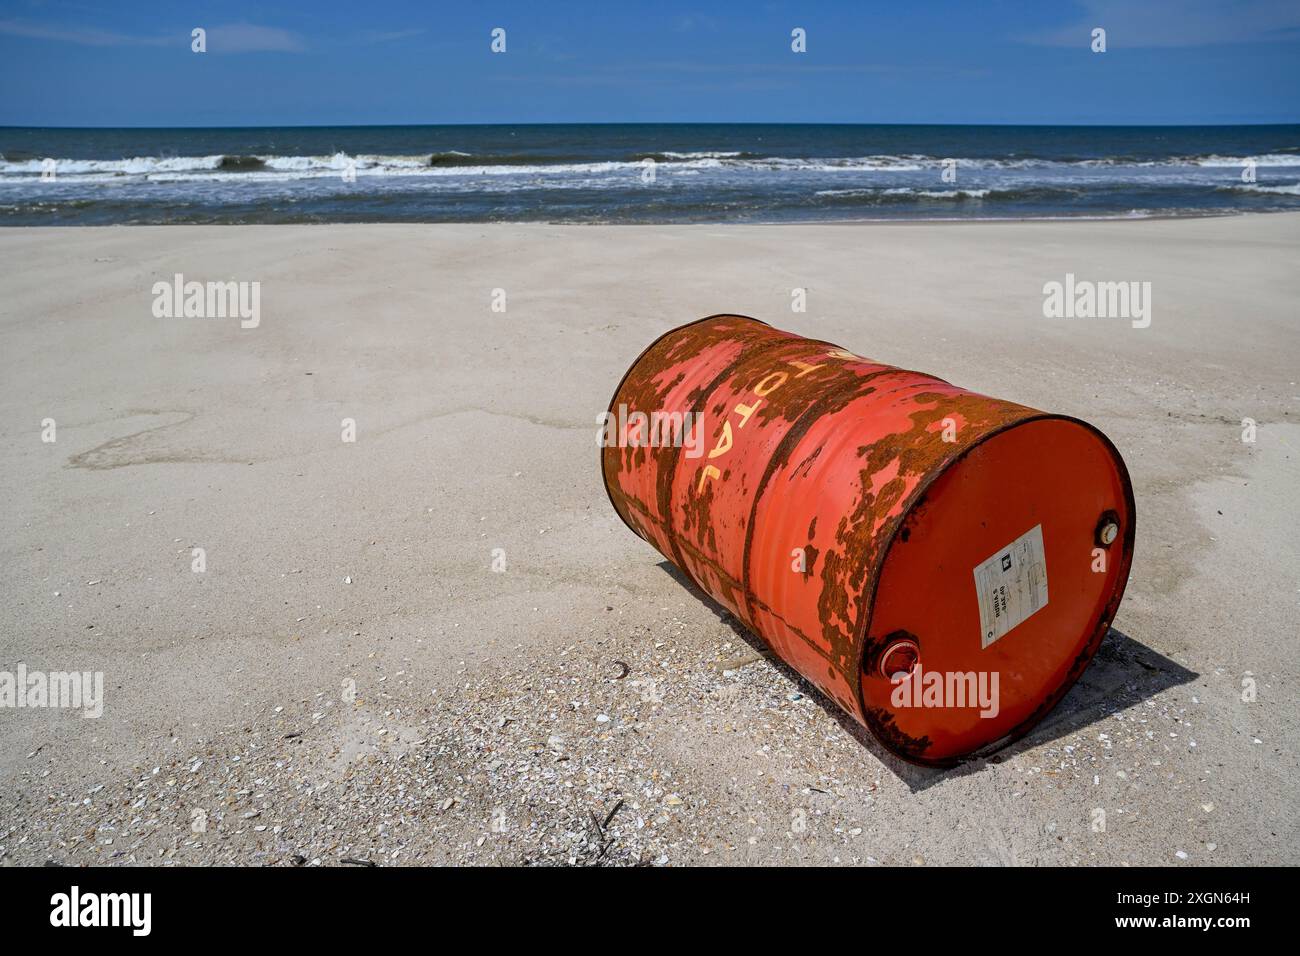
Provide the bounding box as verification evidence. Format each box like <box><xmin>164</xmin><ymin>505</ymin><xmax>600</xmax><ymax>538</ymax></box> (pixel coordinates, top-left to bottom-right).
<box><xmin>1222</xmin><ymin>181</ymin><xmax>1300</xmax><ymax>195</ymax></box>
<box><xmin>5</xmin><ymin>148</ymin><xmax>1300</xmax><ymax>183</ymax></box>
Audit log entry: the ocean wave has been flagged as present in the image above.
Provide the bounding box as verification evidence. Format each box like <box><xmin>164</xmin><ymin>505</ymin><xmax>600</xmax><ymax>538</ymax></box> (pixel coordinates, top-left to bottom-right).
<box><xmin>630</xmin><ymin>150</ymin><xmax>752</xmax><ymax>162</ymax></box>
<box><xmin>815</xmin><ymin>187</ymin><xmax>992</xmax><ymax>200</ymax></box>
<box><xmin>262</xmin><ymin>152</ymin><xmax>431</xmax><ymax>171</ymax></box>
<box><xmin>1221</xmin><ymin>181</ymin><xmax>1300</xmax><ymax>195</ymax></box>
<box><xmin>427</xmin><ymin>150</ymin><xmax>602</xmax><ymax>167</ymax></box>
<box><xmin>1060</xmin><ymin>152</ymin><xmax>1300</xmax><ymax>168</ymax></box>
<box><xmin>0</xmin><ymin>151</ymin><xmax>643</xmax><ymax>181</ymax></box>
<box><xmin>7</xmin><ymin>148</ymin><xmax>1300</xmax><ymax>194</ymax></box>
<box><xmin>0</xmin><ymin>151</ymin><xmax>940</xmax><ymax>179</ymax></box>
<box><xmin>809</xmin><ymin>185</ymin><xmax>1100</xmax><ymax>206</ymax></box>
<box><xmin>1189</xmin><ymin>153</ymin><xmax>1300</xmax><ymax>167</ymax></box>
<box><xmin>6</xmin><ymin>147</ymin><xmax>1300</xmax><ymax>181</ymax></box>
<box><xmin>0</xmin><ymin>154</ymin><xmax>227</xmax><ymax>175</ymax></box>
<box><xmin>909</xmin><ymin>153</ymin><xmax>1300</xmax><ymax>168</ymax></box>
<box><xmin>739</xmin><ymin>156</ymin><xmax>924</xmax><ymax>171</ymax></box>
<box><xmin>218</xmin><ymin>155</ymin><xmax>266</xmax><ymax>171</ymax></box>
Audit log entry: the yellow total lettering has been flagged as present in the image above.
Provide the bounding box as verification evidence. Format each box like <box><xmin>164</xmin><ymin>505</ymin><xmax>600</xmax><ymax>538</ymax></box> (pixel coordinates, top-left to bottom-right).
<box><xmin>754</xmin><ymin>372</ymin><xmax>788</xmax><ymax>396</ymax></box>
<box><xmin>735</xmin><ymin>400</ymin><xmax>761</xmax><ymax>428</ymax></box>
<box><xmin>707</xmin><ymin>421</ymin><xmax>733</xmax><ymax>459</ymax></box>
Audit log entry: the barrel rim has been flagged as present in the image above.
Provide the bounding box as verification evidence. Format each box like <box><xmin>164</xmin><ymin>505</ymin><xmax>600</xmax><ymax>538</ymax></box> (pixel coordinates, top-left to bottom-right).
<box><xmin>855</xmin><ymin>411</ymin><xmax>1138</xmax><ymax>768</ymax></box>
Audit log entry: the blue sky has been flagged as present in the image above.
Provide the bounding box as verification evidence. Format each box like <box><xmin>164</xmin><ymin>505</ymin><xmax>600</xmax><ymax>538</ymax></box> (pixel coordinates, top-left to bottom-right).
<box><xmin>1</xmin><ymin>0</ymin><xmax>1298</xmax><ymax>127</ymax></box>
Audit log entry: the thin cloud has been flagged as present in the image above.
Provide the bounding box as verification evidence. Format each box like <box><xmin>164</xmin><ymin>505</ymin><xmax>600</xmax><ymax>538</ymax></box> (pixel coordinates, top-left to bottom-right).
<box><xmin>202</xmin><ymin>23</ymin><xmax>306</xmax><ymax>53</ymax></box>
<box><xmin>0</xmin><ymin>18</ymin><xmax>307</xmax><ymax>52</ymax></box>
<box><xmin>0</xmin><ymin>17</ymin><xmax>170</xmax><ymax>47</ymax></box>
<box><xmin>672</xmin><ymin>14</ymin><xmax>722</xmax><ymax>33</ymax></box>
<box><xmin>1024</xmin><ymin>0</ymin><xmax>1300</xmax><ymax>48</ymax></box>
<box><xmin>361</xmin><ymin>28</ymin><xmax>426</xmax><ymax>44</ymax></box>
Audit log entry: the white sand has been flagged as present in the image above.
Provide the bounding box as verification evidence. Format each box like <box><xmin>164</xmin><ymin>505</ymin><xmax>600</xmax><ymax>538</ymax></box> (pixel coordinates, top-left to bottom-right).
<box><xmin>0</xmin><ymin>215</ymin><xmax>1296</xmax><ymax>865</ymax></box>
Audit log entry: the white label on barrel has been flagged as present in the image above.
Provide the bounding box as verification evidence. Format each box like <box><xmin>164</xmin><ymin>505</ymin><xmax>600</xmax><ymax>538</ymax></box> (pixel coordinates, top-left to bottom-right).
<box><xmin>973</xmin><ymin>524</ymin><xmax>1049</xmax><ymax>649</ymax></box>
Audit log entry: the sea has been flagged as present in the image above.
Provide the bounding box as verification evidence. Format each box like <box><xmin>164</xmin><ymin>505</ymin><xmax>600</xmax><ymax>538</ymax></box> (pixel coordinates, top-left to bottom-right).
<box><xmin>1</xmin><ymin>123</ymin><xmax>1297</xmax><ymax>225</ymax></box>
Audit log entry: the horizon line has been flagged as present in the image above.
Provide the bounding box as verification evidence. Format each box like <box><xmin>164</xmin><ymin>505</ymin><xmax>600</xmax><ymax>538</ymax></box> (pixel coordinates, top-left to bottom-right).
<box><xmin>3</xmin><ymin>120</ymin><xmax>1300</xmax><ymax>131</ymax></box>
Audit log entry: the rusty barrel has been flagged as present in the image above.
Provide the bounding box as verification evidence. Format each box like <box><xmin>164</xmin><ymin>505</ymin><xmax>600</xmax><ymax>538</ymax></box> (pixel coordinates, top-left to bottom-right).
<box><xmin>601</xmin><ymin>314</ymin><xmax>1135</xmax><ymax>765</ymax></box>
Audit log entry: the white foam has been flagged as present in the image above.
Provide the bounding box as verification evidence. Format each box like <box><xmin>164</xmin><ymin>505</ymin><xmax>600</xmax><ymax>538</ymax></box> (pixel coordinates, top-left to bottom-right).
<box><xmin>815</xmin><ymin>187</ymin><xmax>991</xmax><ymax>199</ymax></box>
<box><xmin>1193</xmin><ymin>154</ymin><xmax>1300</xmax><ymax>167</ymax></box>
<box><xmin>1228</xmin><ymin>181</ymin><xmax>1300</xmax><ymax>195</ymax></box>
<box><xmin>654</xmin><ymin>151</ymin><xmax>744</xmax><ymax>159</ymax></box>
<box><xmin>0</xmin><ymin>154</ymin><xmax>225</xmax><ymax>175</ymax></box>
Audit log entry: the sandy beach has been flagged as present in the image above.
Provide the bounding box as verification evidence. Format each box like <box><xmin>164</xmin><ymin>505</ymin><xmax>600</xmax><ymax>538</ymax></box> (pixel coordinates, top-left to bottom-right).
<box><xmin>1</xmin><ymin>213</ymin><xmax>1297</xmax><ymax>866</ymax></box>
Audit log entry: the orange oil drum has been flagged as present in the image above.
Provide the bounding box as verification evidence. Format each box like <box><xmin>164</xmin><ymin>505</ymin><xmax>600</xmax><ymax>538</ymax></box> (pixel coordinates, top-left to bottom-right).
<box><xmin>601</xmin><ymin>315</ymin><xmax>1135</xmax><ymax>765</ymax></box>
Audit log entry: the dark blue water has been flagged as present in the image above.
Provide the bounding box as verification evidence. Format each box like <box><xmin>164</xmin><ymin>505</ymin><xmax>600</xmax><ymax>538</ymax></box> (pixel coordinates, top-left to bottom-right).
<box><xmin>2</xmin><ymin>124</ymin><xmax>1297</xmax><ymax>225</ymax></box>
